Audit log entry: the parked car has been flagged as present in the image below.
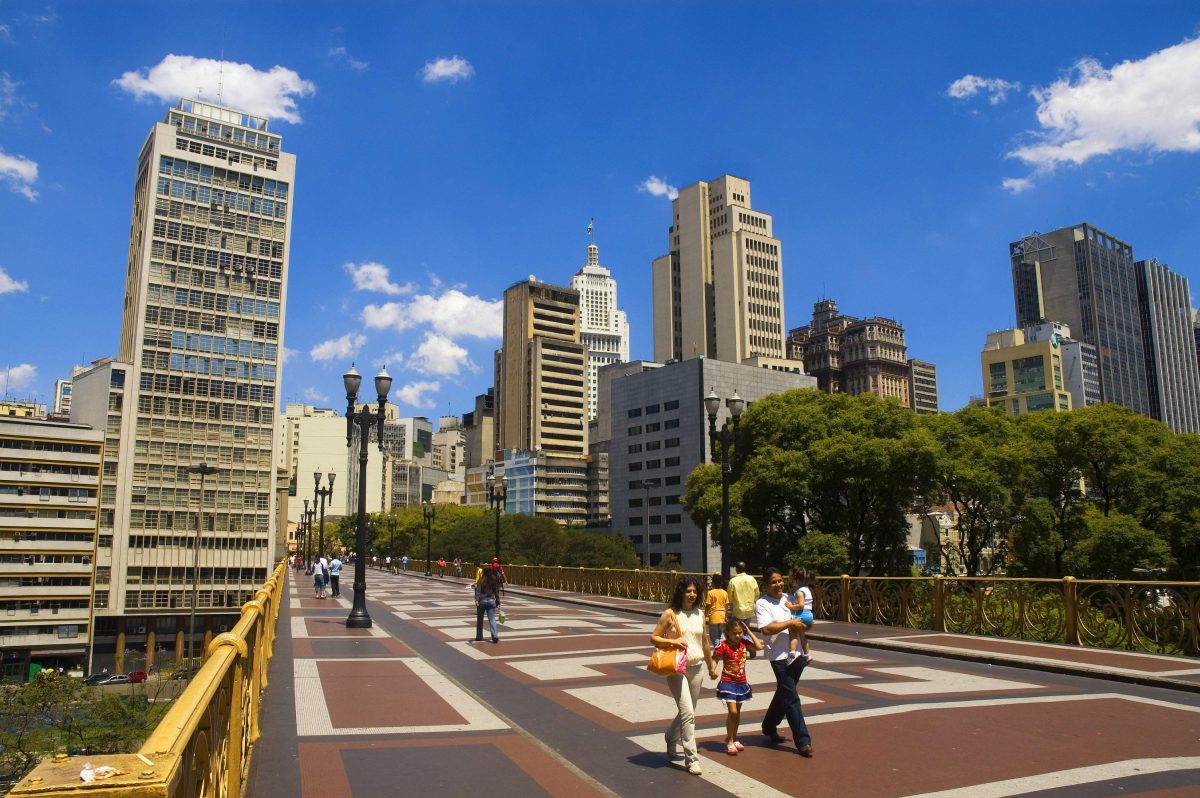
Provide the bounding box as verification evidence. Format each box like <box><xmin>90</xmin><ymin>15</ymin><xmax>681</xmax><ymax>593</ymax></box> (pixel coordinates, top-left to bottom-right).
<box><xmin>169</xmin><ymin>665</ymin><xmax>199</xmax><ymax>680</ymax></box>
<box><xmin>127</xmin><ymin>670</ymin><xmax>147</xmax><ymax>683</ymax></box>
<box><xmin>82</xmin><ymin>673</ymin><xmax>109</xmax><ymax>685</ymax></box>
<box><xmin>96</xmin><ymin>674</ymin><xmax>131</xmax><ymax>686</ymax></box>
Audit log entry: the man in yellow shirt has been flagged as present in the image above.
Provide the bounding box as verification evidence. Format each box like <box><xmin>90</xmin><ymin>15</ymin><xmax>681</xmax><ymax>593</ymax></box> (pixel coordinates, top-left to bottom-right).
<box><xmin>727</xmin><ymin>562</ymin><xmax>760</xmax><ymax>651</ymax></box>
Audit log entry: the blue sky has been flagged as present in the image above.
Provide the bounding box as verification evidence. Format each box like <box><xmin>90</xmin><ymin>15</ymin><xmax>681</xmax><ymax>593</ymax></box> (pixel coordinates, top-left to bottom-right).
<box><xmin>2</xmin><ymin>2</ymin><xmax>1200</xmax><ymax>418</ymax></box>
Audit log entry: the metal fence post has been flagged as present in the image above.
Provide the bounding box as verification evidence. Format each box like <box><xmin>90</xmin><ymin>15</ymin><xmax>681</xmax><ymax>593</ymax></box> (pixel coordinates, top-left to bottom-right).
<box><xmin>840</xmin><ymin>574</ymin><xmax>852</xmax><ymax>623</ymax></box>
<box><xmin>1062</xmin><ymin>576</ymin><xmax>1079</xmax><ymax>645</ymax></box>
<box><xmin>933</xmin><ymin>574</ymin><xmax>946</xmax><ymax>632</ymax></box>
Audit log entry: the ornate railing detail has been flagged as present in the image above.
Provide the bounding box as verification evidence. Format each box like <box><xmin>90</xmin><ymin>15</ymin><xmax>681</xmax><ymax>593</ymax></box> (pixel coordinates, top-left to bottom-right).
<box><xmin>11</xmin><ymin>560</ymin><xmax>287</xmax><ymax>798</ymax></box>
<box><xmin>489</xmin><ymin>566</ymin><xmax>1198</xmax><ymax>658</ymax></box>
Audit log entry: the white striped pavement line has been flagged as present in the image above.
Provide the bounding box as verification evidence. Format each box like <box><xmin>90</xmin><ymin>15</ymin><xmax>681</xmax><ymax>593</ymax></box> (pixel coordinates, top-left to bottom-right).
<box><xmin>451</xmin><ymin>641</ymin><xmax>649</xmax><ymax>661</ymax></box>
<box><xmin>626</xmin><ymin>731</ymin><xmax>792</xmax><ymax>798</ymax></box>
<box><xmin>684</xmin><ymin>690</ymin><xmax>1200</xmax><ymax>739</ymax></box>
<box><xmin>897</xmin><ymin>757</ymin><xmax>1200</xmax><ymax>798</ymax></box>
<box><xmin>290</xmin><ymin>616</ymin><xmax>389</xmax><ymax>639</ymax></box>
<box><xmin>293</xmin><ymin>657</ymin><xmax>509</xmax><ymax>737</ymax></box>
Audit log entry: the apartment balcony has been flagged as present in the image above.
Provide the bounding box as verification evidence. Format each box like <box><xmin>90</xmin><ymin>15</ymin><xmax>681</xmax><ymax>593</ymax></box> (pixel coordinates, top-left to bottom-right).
<box><xmin>0</xmin><ymin>606</ymin><xmax>89</xmax><ymax>622</ymax></box>
<box><xmin>0</xmin><ymin>536</ymin><xmax>95</xmax><ymax>552</ymax></box>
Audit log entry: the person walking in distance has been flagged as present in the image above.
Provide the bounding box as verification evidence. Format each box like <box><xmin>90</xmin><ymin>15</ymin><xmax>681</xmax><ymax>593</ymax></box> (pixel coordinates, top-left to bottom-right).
<box><xmin>652</xmin><ymin>575</ymin><xmax>717</xmax><ymax>776</ymax></box>
<box><xmin>328</xmin><ymin>554</ymin><xmax>343</xmax><ymax>598</ymax></box>
<box><xmin>705</xmin><ymin>573</ymin><xmax>730</xmax><ymax>647</ymax></box>
<box><xmin>473</xmin><ymin>566</ymin><xmax>502</xmax><ymax>644</ymax></box>
<box><xmin>755</xmin><ymin>566</ymin><xmax>814</xmax><ymax>757</ymax></box>
<box><xmin>727</xmin><ymin>562</ymin><xmax>760</xmax><ymax>656</ymax></box>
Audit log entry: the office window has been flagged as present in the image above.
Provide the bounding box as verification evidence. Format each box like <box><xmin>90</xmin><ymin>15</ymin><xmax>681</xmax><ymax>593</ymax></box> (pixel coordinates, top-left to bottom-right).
<box><xmin>627</xmin><ymin>425</ymin><xmax>642</xmax><ymax>435</ymax></box>
<box><xmin>665</xmin><ymin>418</ymin><xmax>680</xmax><ymax>429</ymax></box>
<box><xmin>645</xmin><ymin>403</ymin><xmax>660</xmax><ymax>415</ymax></box>
<box><xmin>664</xmin><ymin>438</ymin><xmax>680</xmax><ymax>448</ymax></box>
<box><xmin>629</xmin><ymin>462</ymin><xmax>642</xmax><ymax>472</ymax></box>
<box><xmin>628</xmin><ymin>443</ymin><xmax>642</xmax><ymax>453</ymax></box>
<box><xmin>665</xmin><ymin>475</ymin><xmax>681</xmax><ymax>486</ymax></box>
<box><xmin>627</xmin><ymin>408</ymin><xmax>642</xmax><ymax>418</ymax></box>
<box><xmin>665</xmin><ymin>457</ymin><xmax>680</xmax><ymax>467</ymax></box>
<box><xmin>664</xmin><ymin>400</ymin><xmax>679</xmax><ymax>410</ymax></box>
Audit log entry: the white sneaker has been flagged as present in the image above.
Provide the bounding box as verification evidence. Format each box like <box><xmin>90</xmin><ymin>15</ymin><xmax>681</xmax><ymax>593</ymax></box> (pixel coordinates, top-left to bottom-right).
<box><xmin>687</xmin><ymin>762</ymin><xmax>702</xmax><ymax>776</ymax></box>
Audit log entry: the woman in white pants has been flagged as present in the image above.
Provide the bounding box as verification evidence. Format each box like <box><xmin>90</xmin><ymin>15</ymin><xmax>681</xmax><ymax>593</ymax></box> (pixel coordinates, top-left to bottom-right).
<box><xmin>651</xmin><ymin>575</ymin><xmax>717</xmax><ymax>775</ymax></box>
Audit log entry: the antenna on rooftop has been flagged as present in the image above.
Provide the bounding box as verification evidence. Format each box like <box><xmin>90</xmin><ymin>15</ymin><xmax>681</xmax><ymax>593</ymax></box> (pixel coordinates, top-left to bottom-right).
<box><xmin>217</xmin><ymin>47</ymin><xmax>225</xmax><ymax>104</ymax></box>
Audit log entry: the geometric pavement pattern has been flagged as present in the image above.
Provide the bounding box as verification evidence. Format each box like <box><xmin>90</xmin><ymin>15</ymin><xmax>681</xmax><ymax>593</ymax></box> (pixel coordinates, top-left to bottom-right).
<box><xmin>250</xmin><ymin>567</ymin><xmax>1200</xmax><ymax>798</ymax></box>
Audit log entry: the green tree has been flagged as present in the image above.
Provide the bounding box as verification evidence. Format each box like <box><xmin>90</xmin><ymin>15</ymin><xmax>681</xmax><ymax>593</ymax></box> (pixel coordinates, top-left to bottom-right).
<box><xmin>784</xmin><ymin>531</ymin><xmax>849</xmax><ymax>576</ymax></box>
<box><xmin>1065</xmin><ymin>510</ymin><xmax>1175</xmax><ymax>580</ymax></box>
<box><xmin>725</xmin><ymin>390</ymin><xmax>937</xmax><ymax>574</ymax></box>
<box><xmin>922</xmin><ymin>404</ymin><xmax>1028</xmax><ymax>576</ymax></box>
<box><xmin>560</xmin><ymin>531</ymin><xmax>640</xmax><ymax>568</ymax></box>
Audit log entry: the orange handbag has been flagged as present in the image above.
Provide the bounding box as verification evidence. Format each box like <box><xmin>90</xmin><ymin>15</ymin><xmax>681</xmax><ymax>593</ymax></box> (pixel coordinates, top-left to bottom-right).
<box><xmin>647</xmin><ymin>609</ymin><xmax>688</xmax><ymax>676</ymax></box>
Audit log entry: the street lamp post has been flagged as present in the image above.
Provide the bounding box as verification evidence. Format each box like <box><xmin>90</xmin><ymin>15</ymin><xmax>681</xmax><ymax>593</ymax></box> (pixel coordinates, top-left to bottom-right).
<box><xmin>387</xmin><ymin>514</ymin><xmax>396</xmax><ymax>572</ymax></box>
<box><xmin>314</xmin><ymin>471</ymin><xmax>336</xmax><ymax>561</ymax></box>
<box><xmin>185</xmin><ymin>462</ymin><xmax>220</xmax><ymax>664</ymax></box>
<box><xmin>304</xmin><ymin>502</ymin><xmax>315</xmax><ymax>574</ymax></box>
<box><xmin>343</xmin><ymin>365</ymin><xmax>391</xmax><ymax>628</ymax></box>
<box><xmin>635</xmin><ymin>478</ymin><xmax>660</xmax><ymax>567</ymax></box>
<box><xmin>704</xmin><ymin>388</ymin><xmax>744</xmax><ymax>581</ymax></box>
<box><xmin>423</xmin><ymin>500</ymin><xmax>436</xmax><ymax>575</ymax></box>
<box><xmin>488</xmin><ymin>470</ymin><xmax>507</xmax><ymax>561</ymax></box>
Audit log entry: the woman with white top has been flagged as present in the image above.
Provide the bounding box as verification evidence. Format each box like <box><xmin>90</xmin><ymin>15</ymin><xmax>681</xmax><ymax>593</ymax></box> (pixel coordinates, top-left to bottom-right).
<box><xmin>651</xmin><ymin>575</ymin><xmax>717</xmax><ymax>776</ymax></box>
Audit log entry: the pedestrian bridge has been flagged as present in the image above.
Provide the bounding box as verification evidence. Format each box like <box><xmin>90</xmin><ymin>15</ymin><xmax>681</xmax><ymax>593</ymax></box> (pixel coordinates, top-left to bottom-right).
<box><xmin>10</xmin><ymin>564</ymin><xmax>1200</xmax><ymax>798</ymax></box>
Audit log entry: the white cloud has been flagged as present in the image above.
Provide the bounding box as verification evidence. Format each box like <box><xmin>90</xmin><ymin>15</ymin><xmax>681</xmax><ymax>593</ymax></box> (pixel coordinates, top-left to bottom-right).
<box><xmin>280</xmin><ymin>346</ymin><xmax>298</xmax><ymax>364</ymax></box>
<box><xmin>947</xmin><ymin>74</ymin><xmax>1021</xmax><ymax>105</ymax></box>
<box><xmin>329</xmin><ymin>46</ymin><xmax>368</xmax><ymax>71</ymax></box>
<box><xmin>309</xmin><ymin>333</ymin><xmax>366</xmax><ymax>363</ymax></box>
<box><xmin>344</xmin><ymin>261</ymin><xmax>413</xmax><ymax>295</ymax></box>
<box><xmin>302</xmin><ymin>386</ymin><xmax>330</xmax><ymax>403</ymax></box>
<box><xmin>408</xmin><ymin>332</ymin><xmax>476</xmax><ymax>377</ymax></box>
<box><xmin>1009</xmin><ymin>37</ymin><xmax>1200</xmax><ymax>169</ymax></box>
<box><xmin>395</xmin><ymin>380</ymin><xmax>440</xmax><ymax>408</ymax></box>
<box><xmin>638</xmin><ymin>175</ymin><xmax>678</xmax><ymax>200</ymax></box>
<box><xmin>361</xmin><ymin>288</ymin><xmax>502</xmax><ymax>340</ymax></box>
<box><xmin>113</xmin><ymin>55</ymin><xmax>316</xmax><ymax>124</ymax></box>
<box><xmin>1001</xmin><ymin>177</ymin><xmax>1034</xmax><ymax>195</ymax></box>
<box><xmin>2</xmin><ymin>363</ymin><xmax>36</xmax><ymax>391</ymax></box>
<box><xmin>0</xmin><ymin>73</ymin><xmax>19</xmax><ymax>121</ymax></box>
<box><xmin>0</xmin><ymin>266</ymin><xmax>28</xmax><ymax>294</ymax></box>
<box><xmin>373</xmin><ymin>351</ymin><xmax>404</xmax><ymax>369</ymax></box>
<box><xmin>421</xmin><ymin>56</ymin><xmax>474</xmax><ymax>84</ymax></box>
<box><xmin>0</xmin><ymin>148</ymin><xmax>37</xmax><ymax>200</ymax></box>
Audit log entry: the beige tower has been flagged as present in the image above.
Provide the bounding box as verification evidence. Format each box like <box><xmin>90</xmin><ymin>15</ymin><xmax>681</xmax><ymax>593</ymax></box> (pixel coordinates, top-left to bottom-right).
<box><xmin>75</xmin><ymin>99</ymin><xmax>295</xmax><ymax>668</ymax></box>
<box><xmin>652</xmin><ymin>175</ymin><xmax>785</xmax><ymax>364</ymax></box>
<box><xmin>496</xmin><ymin>279</ymin><xmax>588</xmax><ymax>456</ymax></box>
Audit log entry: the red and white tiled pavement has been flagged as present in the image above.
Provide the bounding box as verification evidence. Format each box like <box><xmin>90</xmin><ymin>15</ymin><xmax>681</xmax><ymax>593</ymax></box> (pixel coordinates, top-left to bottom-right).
<box><xmin>246</xmin><ymin>567</ymin><xmax>1200</xmax><ymax>798</ymax></box>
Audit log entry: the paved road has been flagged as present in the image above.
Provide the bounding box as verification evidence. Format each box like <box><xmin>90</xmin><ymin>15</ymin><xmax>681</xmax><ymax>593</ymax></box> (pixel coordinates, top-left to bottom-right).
<box><xmin>246</xmin><ymin>567</ymin><xmax>1200</xmax><ymax>798</ymax></box>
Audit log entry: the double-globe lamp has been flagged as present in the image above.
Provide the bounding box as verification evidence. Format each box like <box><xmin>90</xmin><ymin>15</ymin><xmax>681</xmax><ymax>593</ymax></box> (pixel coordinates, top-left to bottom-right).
<box><xmin>704</xmin><ymin>388</ymin><xmax>744</xmax><ymax>580</ymax></box>
<box><xmin>343</xmin><ymin>364</ymin><xmax>391</xmax><ymax>628</ymax></box>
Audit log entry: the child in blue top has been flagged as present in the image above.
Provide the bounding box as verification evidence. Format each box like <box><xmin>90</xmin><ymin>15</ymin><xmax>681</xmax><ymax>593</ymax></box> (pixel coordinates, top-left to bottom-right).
<box><xmin>784</xmin><ymin>566</ymin><xmax>814</xmax><ymax>665</ymax></box>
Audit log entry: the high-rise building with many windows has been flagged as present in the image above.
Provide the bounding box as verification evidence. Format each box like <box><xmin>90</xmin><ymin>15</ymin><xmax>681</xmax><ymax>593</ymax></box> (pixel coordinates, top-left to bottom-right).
<box><xmin>1011</xmin><ymin>225</ymin><xmax>1154</xmax><ymax>417</ymax></box>
<box><xmin>1136</xmin><ymin>259</ymin><xmax>1200</xmax><ymax>434</ymax></box>
<box><xmin>73</xmin><ymin>99</ymin><xmax>294</xmax><ymax>670</ymax></box>
<box><xmin>651</xmin><ymin>175</ymin><xmax>786</xmax><ymax>366</ymax></box>
<box><xmin>570</xmin><ymin>240</ymin><xmax>629</xmax><ymax>422</ymax></box>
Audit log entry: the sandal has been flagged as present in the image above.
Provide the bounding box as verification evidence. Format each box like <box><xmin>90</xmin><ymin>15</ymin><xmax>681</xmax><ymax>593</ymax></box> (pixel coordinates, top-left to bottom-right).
<box><xmin>726</xmin><ymin>744</ymin><xmax>738</xmax><ymax>756</ymax></box>
<box><xmin>733</xmin><ymin>741</ymin><xmax>745</xmax><ymax>751</ymax></box>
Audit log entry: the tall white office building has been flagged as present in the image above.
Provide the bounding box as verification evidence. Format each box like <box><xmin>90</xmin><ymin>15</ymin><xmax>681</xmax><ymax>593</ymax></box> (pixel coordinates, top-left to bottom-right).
<box><xmin>570</xmin><ymin>240</ymin><xmax>629</xmax><ymax>421</ymax></box>
<box><xmin>1137</xmin><ymin>259</ymin><xmax>1200</xmax><ymax>433</ymax></box>
<box><xmin>73</xmin><ymin>98</ymin><xmax>295</xmax><ymax>668</ymax></box>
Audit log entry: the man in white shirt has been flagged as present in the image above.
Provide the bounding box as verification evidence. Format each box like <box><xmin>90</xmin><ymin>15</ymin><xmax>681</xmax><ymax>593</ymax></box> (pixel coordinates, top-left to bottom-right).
<box><xmin>754</xmin><ymin>566</ymin><xmax>813</xmax><ymax>757</ymax></box>
<box><xmin>328</xmin><ymin>555</ymin><xmax>343</xmax><ymax>597</ymax></box>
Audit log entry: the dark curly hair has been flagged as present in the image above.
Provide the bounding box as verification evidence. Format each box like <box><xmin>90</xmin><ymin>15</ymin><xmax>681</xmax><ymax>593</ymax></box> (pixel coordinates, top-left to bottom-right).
<box><xmin>669</xmin><ymin>575</ymin><xmax>704</xmax><ymax>611</ymax></box>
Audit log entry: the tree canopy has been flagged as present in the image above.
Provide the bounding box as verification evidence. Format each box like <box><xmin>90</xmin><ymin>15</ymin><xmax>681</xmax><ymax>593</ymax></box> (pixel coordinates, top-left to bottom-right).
<box><xmin>682</xmin><ymin>389</ymin><xmax>1199</xmax><ymax>580</ymax></box>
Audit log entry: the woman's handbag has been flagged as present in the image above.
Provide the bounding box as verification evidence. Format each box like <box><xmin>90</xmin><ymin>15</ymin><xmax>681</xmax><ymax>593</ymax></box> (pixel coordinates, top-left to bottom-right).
<box><xmin>647</xmin><ymin>609</ymin><xmax>688</xmax><ymax>676</ymax></box>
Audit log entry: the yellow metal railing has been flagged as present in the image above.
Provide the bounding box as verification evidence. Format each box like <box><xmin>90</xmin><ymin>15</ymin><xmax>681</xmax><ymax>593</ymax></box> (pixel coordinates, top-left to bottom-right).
<box><xmin>465</xmin><ymin>564</ymin><xmax>1198</xmax><ymax>657</ymax></box>
<box><xmin>11</xmin><ymin>559</ymin><xmax>287</xmax><ymax>798</ymax></box>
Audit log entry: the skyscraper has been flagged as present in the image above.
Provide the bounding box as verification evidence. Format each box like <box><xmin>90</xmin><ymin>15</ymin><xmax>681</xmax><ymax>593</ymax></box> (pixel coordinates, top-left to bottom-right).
<box><xmin>787</xmin><ymin>299</ymin><xmax>920</xmax><ymax>406</ymax></box>
<box><xmin>651</xmin><ymin>175</ymin><xmax>786</xmax><ymax>365</ymax></box>
<box><xmin>1011</xmin><ymin>225</ymin><xmax>1154</xmax><ymax>417</ymax></box>
<box><xmin>570</xmin><ymin>239</ymin><xmax>629</xmax><ymax>422</ymax></box>
<box><xmin>495</xmin><ymin>278</ymin><xmax>587</xmax><ymax>456</ymax></box>
<box><xmin>1136</xmin><ymin>259</ymin><xmax>1200</xmax><ymax>433</ymax></box>
<box><xmin>77</xmin><ymin>99</ymin><xmax>295</xmax><ymax>665</ymax></box>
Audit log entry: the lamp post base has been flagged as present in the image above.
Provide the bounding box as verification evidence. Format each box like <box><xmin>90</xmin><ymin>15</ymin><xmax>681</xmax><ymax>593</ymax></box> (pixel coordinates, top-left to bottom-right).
<box><xmin>345</xmin><ymin>585</ymin><xmax>372</xmax><ymax>628</ymax></box>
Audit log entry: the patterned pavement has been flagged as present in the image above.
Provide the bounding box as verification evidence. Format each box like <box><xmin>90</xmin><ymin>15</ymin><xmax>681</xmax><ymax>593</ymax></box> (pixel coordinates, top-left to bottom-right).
<box><xmin>246</xmin><ymin>566</ymin><xmax>1200</xmax><ymax>798</ymax></box>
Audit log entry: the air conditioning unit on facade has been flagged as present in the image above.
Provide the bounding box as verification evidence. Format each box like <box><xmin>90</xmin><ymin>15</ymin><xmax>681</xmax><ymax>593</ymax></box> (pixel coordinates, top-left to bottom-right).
<box><xmin>135</xmin><ymin>626</ymin><xmax>147</xmax><ymax>634</ymax></box>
